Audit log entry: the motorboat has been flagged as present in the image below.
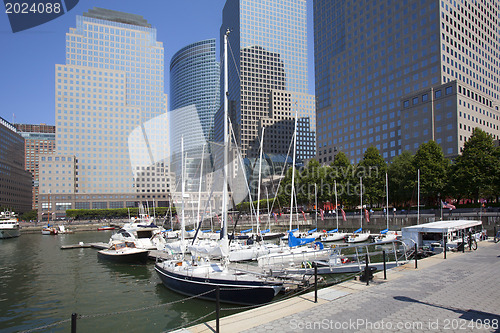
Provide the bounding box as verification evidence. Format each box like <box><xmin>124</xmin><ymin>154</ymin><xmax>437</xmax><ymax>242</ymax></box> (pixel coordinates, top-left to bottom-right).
<box><xmin>0</xmin><ymin>211</ymin><xmax>20</xmax><ymax>239</ymax></box>
<box><xmin>97</xmin><ymin>226</ymin><xmax>115</xmax><ymax>231</ymax></box>
<box><xmin>110</xmin><ymin>225</ymin><xmax>165</xmax><ymax>250</ymax></box>
<box><xmin>97</xmin><ymin>241</ymin><xmax>149</xmax><ymax>264</ymax></box>
<box><xmin>373</xmin><ymin>229</ymin><xmax>399</xmax><ymax>244</ymax></box>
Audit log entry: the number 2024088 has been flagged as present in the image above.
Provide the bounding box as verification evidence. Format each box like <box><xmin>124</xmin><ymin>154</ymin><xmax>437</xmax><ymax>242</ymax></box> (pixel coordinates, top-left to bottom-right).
<box><xmin>5</xmin><ymin>2</ymin><xmax>62</xmax><ymax>14</ymax></box>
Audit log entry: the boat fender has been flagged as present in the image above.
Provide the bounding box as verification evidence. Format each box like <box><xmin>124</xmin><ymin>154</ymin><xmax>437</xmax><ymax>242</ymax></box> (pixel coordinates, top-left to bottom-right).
<box><xmin>301</xmin><ymin>261</ymin><xmax>312</xmax><ymax>269</ymax></box>
<box><xmin>341</xmin><ymin>257</ymin><xmax>349</xmax><ymax>264</ymax></box>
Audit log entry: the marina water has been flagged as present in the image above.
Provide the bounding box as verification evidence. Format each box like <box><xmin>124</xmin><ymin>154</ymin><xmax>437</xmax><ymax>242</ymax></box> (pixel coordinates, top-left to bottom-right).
<box><xmin>0</xmin><ymin>231</ymin><xmax>239</xmax><ymax>332</ymax></box>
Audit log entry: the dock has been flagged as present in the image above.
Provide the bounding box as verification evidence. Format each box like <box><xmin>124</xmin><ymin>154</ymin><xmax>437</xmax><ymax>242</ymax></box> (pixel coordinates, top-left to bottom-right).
<box><xmin>180</xmin><ymin>240</ymin><xmax>500</xmax><ymax>333</ymax></box>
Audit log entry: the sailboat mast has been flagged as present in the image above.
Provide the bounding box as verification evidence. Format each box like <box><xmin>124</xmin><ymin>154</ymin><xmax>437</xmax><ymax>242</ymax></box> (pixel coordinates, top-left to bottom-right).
<box><xmin>289</xmin><ymin>112</ymin><xmax>298</xmax><ymax>232</ymax></box>
<box><xmin>360</xmin><ymin>177</ymin><xmax>363</xmax><ymax>230</ymax></box>
<box><xmin>181</xmin><ymin>136</ymin><xmax>186</xmax><ymax>256</ymax></box>
<box><xmin>222</xmin><ymin>29</ymin><xmax>230</xmax><ymax>245</ymax></box>
<box><xmin>334</xmin><ymin>180</ymin><xmax>339</xmax><ymax>230</ymax></box>
<box><xmin>417</xmin><ymin>169</ymin><xmax>420</xmax><ymax>225</ymax></box>
<box><xmin>386</xmin><ymin>172</ymin><xmax>389</xmax><ymax>230</ymax></box>
<box><xmin>256</xmin><ymin>127</ymin><xmax>265</xmax><ymax>235</ymax></box>
<box><xmin>314</xmin><ymin>183</ymin><xmax>318</xmax><ymax>230</ymax></box>
<box><xmin>197</xmin><ymin>144</ymin><xmax>205</xmax><ymax>230</ymax></box>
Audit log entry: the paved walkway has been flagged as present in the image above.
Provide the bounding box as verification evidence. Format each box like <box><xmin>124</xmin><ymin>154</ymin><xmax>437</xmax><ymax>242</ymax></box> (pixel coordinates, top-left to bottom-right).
<box><xmin>181</xmin><ymin>240</ymin><xmax>500</xmax><ymax>333</ymax></box>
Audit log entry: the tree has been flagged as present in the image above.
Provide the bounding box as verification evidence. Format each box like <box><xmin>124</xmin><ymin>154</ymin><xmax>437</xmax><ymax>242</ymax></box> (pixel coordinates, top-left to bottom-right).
<box><xmin>413</xmin><ymin>141</ymin><xmax>450</xmax><ymax>205</ymax></box>
<box><xmin>388</xmin><ymin>151</ymin><xmax>416</xmax><ymax>206</ymax></box>
<box><xmin>326</xmin><ymin>151</ymin><xmax>354</xmax><ymax>207</ymax></box>
<box><xmin>356</xmin><ymin>146</ymin><xmax>387</xmax><ymax>207</ymax></box>
<box><xmin>296</xmin><ymin>159</ymin><xmax>327</xmax><ymax>205</ymax></box>
<box><xmin>448</xmin><ymin>128</ymin><xmax>500</xmax><ymax>202</ymax></box>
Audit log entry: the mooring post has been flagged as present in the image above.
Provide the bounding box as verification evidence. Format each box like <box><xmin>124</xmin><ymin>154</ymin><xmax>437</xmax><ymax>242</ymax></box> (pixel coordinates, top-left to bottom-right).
<box><xmin>216</xmin><ymin>286</ymin><xmax>220</xmax><ymax>333</ymax></box>
<box><xmin>468</xmin><ymin>230</ymin><xmax>472</xmax><ymax>251</ymax></box>
<box><xmin>365</xmin><ymin>254</ymin><xmax>369</xmax><ymax>286</ymax></box>
<box><xmin>494</xmin><ymin>226</ymin><xmax>497</xmax><ymax>243</ymax></box>
<box><xmin>314</xmin><ymin>262</ymin><xmax>318</xmax><ymax>303</ymax></box>
<box><xmin>414</xmin><ymin>244</ymin><xmax>417</xmax><ymax>269</ymax></box>
<box><xmin>71</xmin><ymin>313</ymin><xmax>77</xmax><ymax>333</ymax></box>
<box><xmin>462</xmin><ymin>232</ymin><xmax>465</xmax><ymax>253</ymax></box>
<box><xmin>444</xmin><ymin>236</ymin><xmax>447</xmax><ymax>259</ymax></box>
<box><xmin>383</xmin><ymin>250</ymin><xmax>387</xmax><ymax>280</ymax></box>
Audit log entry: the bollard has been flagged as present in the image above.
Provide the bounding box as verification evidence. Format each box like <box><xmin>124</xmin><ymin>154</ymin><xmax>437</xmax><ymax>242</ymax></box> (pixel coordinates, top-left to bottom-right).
<box><xmin>383</xmin><ymin>250</ymin><xmax>387</xmax><ymax>280</ymax></box>
<box><xmin>314</xmin><ymin>262</ymin><xmax>318</xmax><ymax>303</ymax></box>
<box><xmin>468</xmin><ymin>231</ymin><xmax>472</xmax><ymax>251</ymax></box>
<box><xmin>216</xmin><ymin>286</ymin><xmax>220</xmax><ymax>333</ymax></box>
<box><xmin>444</xmin><ymin>236</ymin><xmax>447</xmax><ymax>259</ymax></box>
<box><xmin>414</xmin><ymin>244</ymin><xmax>418</xmax><ymax>269</ymax></box>
<box><xmin>462</xmin><ymin>232</ymin><xmax>465</xmax><ymax>253</ymax></box>
<box><xmin>494</xmin><ymin>226</ymin><xmax>497</xmax><ymax>243</ymax></box>
<box><xmin>365</xmin><ymin>254</ymin><xmax>369</xmax><ymax>286</ymax></box>
<box><xmin>71</xmin><ymin>313</ymin><xmax>77</xmax><ymax>333</ymax></box>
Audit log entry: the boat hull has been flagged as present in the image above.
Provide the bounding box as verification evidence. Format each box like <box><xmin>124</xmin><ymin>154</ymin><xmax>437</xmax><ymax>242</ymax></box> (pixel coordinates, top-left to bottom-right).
<box><xmin>0</xmin><ymin>228</ymin><xmax>21</xmax><ymax>239</ymax></box>
<box><xmin>155</xmin><ymin>263</ymin><xmax>281</xmax><ymax>305</ymax></box>
<box><xmin>97</xmin><ymin>250</ymin><xmax>149</xmax><ymax>264</ymax></box>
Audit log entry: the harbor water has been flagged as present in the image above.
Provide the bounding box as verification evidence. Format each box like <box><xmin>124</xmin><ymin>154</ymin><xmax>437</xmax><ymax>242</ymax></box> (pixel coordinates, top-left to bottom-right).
<box><xmin>0</xmin><ymin>231</ymin><xmax>239</xmax><ymax>333</ymax></box>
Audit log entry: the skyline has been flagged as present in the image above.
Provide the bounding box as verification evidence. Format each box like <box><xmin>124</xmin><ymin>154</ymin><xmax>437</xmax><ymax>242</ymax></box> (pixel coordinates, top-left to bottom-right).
<box><xmin>0</xmin><ymin>0</ymin><xmax>315</xmax><ymax>126</ymax></box>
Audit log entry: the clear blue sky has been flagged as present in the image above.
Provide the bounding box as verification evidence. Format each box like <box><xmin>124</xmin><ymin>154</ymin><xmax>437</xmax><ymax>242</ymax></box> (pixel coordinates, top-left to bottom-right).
<box><xmin>0</xmin><ymin>0</ymin><xmax>314</xmax><ymax>126</ymax></box>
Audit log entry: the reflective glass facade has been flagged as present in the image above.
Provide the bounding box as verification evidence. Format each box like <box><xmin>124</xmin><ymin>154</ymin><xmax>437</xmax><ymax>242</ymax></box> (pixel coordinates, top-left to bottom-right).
<box><xmin>220</xmin><ymin>0</ymin><xmax>314</xmax><ymax>159</ymax></box>
<box><xmin>315</xmin><ymin>0</ymin><xmax>500</xmax><ymax>163</ymax></box>
<box><xmin>170</xmin><ymin>39</ymin><xmax>220</xmax><ymax>143</ymax></box>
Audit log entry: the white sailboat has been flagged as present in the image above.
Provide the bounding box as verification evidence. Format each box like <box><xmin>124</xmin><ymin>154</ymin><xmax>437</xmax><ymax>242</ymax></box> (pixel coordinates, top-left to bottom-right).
<box><xmin>155</xmin><ymin>30</ymin><xmax>283</xmax><ymax>304</ymax></box>
<box><xmin>374</xmin><ymin>173</ymin><xmax>398</xmax><ymax>244</ymax></box>
<box><xmin>321</xmin><ymin>180</ymin><xmax>347</xmax><ymax>242</ymax></box>
<box><xmin>346</xmin><ymin>177</ymin><xmax>371</xmax><ymax>243</ymax></box>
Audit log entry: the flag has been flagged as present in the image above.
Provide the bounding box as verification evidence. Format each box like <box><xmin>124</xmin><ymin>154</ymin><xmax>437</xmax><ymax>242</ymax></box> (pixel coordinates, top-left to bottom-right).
<box><xmin>215</xmin><ymin>214</ymin><xmax>221</xmax><ymax>225</ymax></box>
<box><xmin>301</xmin><ymin>210</ymin><xmax>307</xmax><ymax>222</ymax></box>
<box><xmin>364</xmin><ymin>208</ymin><xmax>370</xmax><ymax>223</ymax></box>
<box><xmin>320</xmin><ymin>209</ymin><xmax>324</xmax><ymax>221</ymax></box>
<box><xmin>340</xmin><ymin>208</ymin><xmax>346</xmax><ymax>221</ymax></box>
<box><xmin>442</xmin><ymin>201</ymin><xmax>456</xmax><ymax>210</ymax></box>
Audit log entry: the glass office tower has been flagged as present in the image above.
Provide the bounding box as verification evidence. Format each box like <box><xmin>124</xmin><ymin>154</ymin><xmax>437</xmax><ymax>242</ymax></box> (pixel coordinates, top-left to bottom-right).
<box><xmin>219</xmin><ymin>0</ymin><xmax>315</xmax><ymax>159</ymax></box>
<box><xmin>39</xmin><ymin>8</ymin><xmax>170</xmax><ymax>218</ymax></box>
<box><xmin>314</xmin><ymin>0</ymin><xmax>500</xmax><ymax>164</ymax></box>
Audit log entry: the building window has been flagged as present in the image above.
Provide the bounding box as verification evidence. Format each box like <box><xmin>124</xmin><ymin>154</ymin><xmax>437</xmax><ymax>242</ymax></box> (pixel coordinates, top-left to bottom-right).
<box><xmin>435</xmin><ymin>89</ymin><xmax>442</xmax><ymax>98</ymax></box>
<box><xmin>412</xmin><ymin>97</ymin><xmax>418</xmax><ymax>105</ymax></box>
<box><xmin>445</xmin><ymin>86</ymin><xmax>452</xmax><ymax>95</ymax></box>
<box><xmin>403</xmin><ymin>100</ymin><xmax>409</xmax><ymax>107</ymax></box>
<box><xmin>422</xmin><ymin>93</ymin><xmax>428</xmax><ymax>102</ymax></box>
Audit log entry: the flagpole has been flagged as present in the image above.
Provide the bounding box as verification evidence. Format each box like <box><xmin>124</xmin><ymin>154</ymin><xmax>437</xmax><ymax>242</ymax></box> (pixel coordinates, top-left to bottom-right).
<box><xmin>386</xmin><ymin>172</ymin><xmax>389</xmax><ymax>230</ymax></box>
<box><xmin>314</xmin><ymin>183</ymin><xmax>318</xmax><ymax>230</ymax></box>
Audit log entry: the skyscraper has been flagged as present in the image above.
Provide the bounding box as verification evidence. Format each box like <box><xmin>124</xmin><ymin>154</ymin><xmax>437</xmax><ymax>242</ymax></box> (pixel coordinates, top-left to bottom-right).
<box><xmin>14</xmin><ymin>123</ymin><xmax>56</xmax><ymax>210</ymax></box>
<box><xmin>0</xmin><ymin>117</ymin><xmax>32</xmax><ymax>213</ymax></box>
<box><xmin>314</xmin><ymin>0</ymin><xmax>500</xmax><ymax>164</ymax></box>
<box><xmin>38</xmin><ymin>8</ymin><xmax>170</xmax><ymax>219</ymax></box>
<box><xmin>170</xmin><ymin>39</ymin><xmax>220</xmax><ymax>145</ymax></box>
<box><xmin>218</xmin><ymin>0</ymin><xmax>315</xmax><ymax>160</ymax></box>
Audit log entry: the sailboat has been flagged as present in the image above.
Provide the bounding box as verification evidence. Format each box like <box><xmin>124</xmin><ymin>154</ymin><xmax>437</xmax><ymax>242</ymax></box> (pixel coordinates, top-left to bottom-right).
<box><xmin>346</xmin><ymin>177</ymin><xmax>371</xmax><ymax>243</ymax></box>
<box><xmin>155</xmin><ymin>30</ymin><xmax>283</xmax><ymax>305</ymax></box>
<box><xmin>374</xmin><ymin>173</ymin><xmax>398</xmax><ymax>244</ymax></box>
<box><xmin>321</xmin><ymin>180</ymin><xmax>347</xmax><ymax>242</ymax></box>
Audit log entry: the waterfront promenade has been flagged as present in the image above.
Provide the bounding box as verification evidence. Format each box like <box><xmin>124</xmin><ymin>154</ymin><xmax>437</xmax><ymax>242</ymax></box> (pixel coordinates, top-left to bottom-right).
<box><xmin>182</xmin><ymin>240</ymin><xmax>500</xmax><ymax>332</ymax></box>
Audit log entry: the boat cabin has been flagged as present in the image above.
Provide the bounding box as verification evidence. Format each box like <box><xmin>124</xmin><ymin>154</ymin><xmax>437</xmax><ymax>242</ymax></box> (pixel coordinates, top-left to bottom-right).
<box><xmin>401</xmin><ymin>219</ymin><xmax>482</xmax><ymax>248</ymax></box>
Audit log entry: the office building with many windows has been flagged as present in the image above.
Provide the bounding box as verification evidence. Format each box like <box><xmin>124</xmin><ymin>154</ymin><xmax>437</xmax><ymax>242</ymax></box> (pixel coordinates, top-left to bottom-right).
<box><xmin>14</xmin><ymin>124</ymin><xmax>56</xmax><ymax>210</ymax></box>
<box><xmin>314</xmin><ymin>0</ymin><xmax>500</xmax><ymax>164</ymax></box>
<box><xmin>0</xmin><ymin>117</ymin><xmax>32</xmax><ymax>213</ymax></box>
<box><xmin>218</xmin><ymin>0</ymin><xmax>315</xmax><ymax>160</ymax></box>
<box><xmin>38</xmin><ymin>8</ymin><xmax>170</xmax><ymax>220</ymax></box>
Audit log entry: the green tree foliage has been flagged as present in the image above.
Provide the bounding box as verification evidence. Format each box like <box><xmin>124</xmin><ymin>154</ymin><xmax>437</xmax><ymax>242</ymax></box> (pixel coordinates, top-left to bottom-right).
<box><xmin>356</xmin><ymin>146</ymin><xmax>387</xmax><ymax>206</ymax></box>
<box><xmin>413</xmin><ymin>141</ymin><xmax>450</xmax><ymax>205</ymax></box>
<box><xmin>326</xmin><ymin>151</ymin><xmax>354</xmax><ymax>206</ymax></box>
<box><xmin>296</xmin><ymin>159</ymin><xmax>327</xmax><ymax>205</ymax></box>
<box><xmin>449</xmin><ymin>128</ymin><xmax>500</xmax><ymax>202</ymax></box>
<box><xmin>388</xmin><ymin>151</ymin><xmax>416</xmax><ymax>206</ymax></box>
<box><xmin>20</xmin><ymin>210</ymin><xmax>38</xmax><ymax>221</ymax></box>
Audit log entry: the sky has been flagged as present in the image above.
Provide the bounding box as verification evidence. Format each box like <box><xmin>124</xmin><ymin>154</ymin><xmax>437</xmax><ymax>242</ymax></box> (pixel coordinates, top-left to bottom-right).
<box><xmin>0</xmin><ymin>0</ymin><xmax>315</xmax><ymax>126</ymax></box>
